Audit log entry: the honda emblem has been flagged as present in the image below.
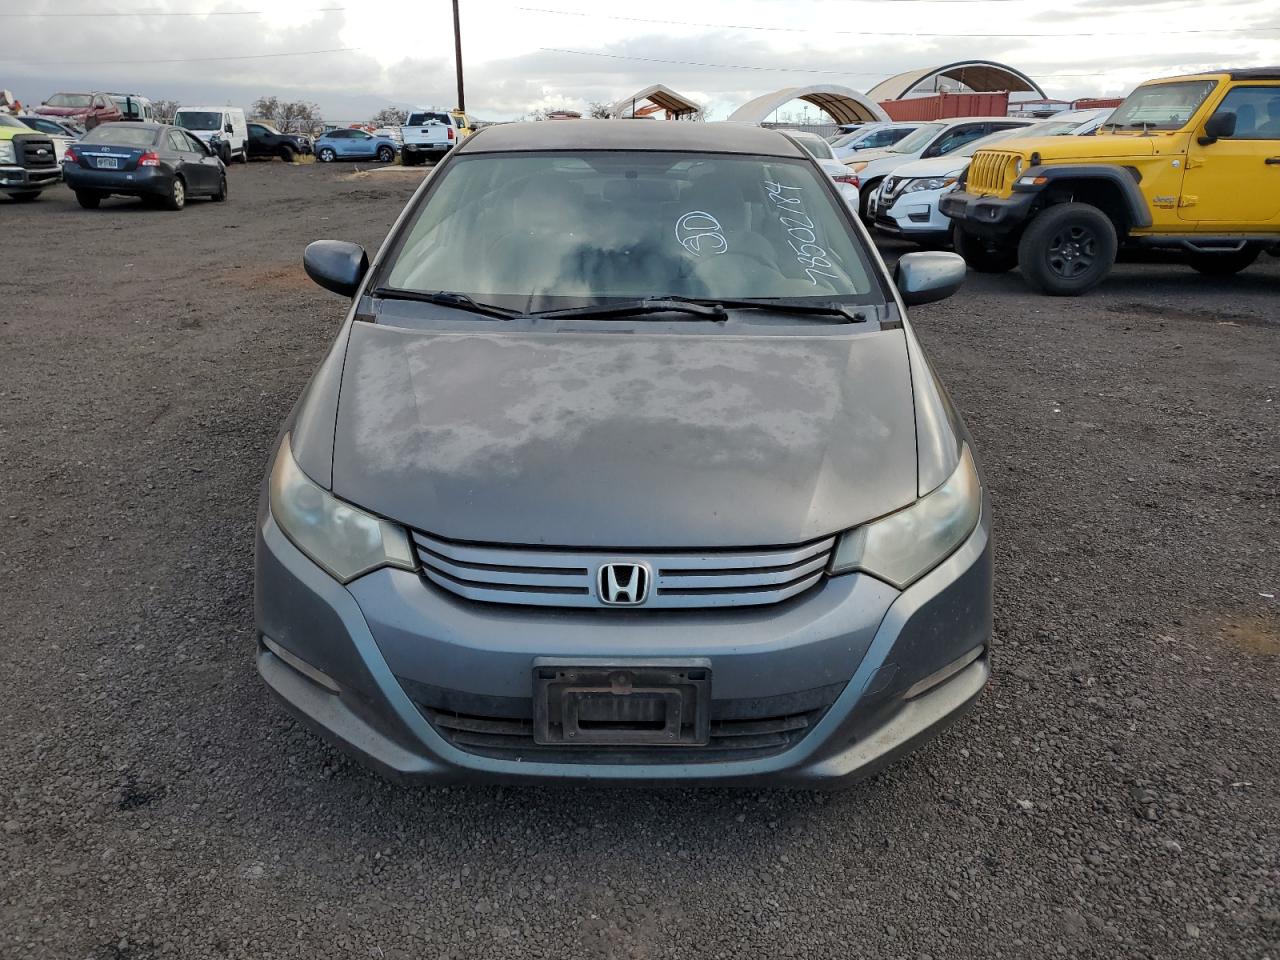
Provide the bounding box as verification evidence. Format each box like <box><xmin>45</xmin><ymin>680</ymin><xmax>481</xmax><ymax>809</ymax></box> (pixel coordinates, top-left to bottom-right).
<box><xmin>597</xmin><ymin>563</ymin><xmax>649</xmax><ymax>606</ymax></box>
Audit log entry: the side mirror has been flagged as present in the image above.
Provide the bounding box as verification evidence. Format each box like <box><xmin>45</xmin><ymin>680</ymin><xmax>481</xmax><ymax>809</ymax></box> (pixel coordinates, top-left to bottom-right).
<box><xmin>894</xmin><ymin>251</ymin><xmax>966</xmax><ymax>307</ymax></box>
<box><xmin>225</xmin><ymin>123</ymin><xmax>234</xmax><ymax>134</ymax></box>
<box><xmin>304</xmin><ymin>240</ymin><xmax>369</xmax><ymax>298</ymax></box>
<box><xmin>1198</xmin><ymin>111</ymin><xmax>1236</xmax><ymax>146</ymax></box>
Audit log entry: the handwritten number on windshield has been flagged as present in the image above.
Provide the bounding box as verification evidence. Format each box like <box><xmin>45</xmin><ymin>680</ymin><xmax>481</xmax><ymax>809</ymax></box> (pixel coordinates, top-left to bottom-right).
<box><xmin>762</xmin><ymin>181</ymin><xmax>842</xmax><ymax>287</ymax></box>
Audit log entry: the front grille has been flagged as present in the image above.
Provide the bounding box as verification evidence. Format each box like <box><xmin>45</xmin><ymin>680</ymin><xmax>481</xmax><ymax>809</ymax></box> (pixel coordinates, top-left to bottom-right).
<box><xmin>967</xmin><ymin>150</ymin><xmax>1020</xmax><ymax>196</ymax></box>
<box><xmin>404</xmin><ymin>678</ymin><xmax>845</xmax><ymax>763</ymax></box>
<box><xmin>880</xmin><ymin>176</ymin><xmax>905</xmax><ymax>203</ymax></box>
<box><xmin>18</xmin><ymin>135</ymin><xmax>57</xmax><ymax>169</ymax></box>
<box><xmin>412</xmin><ymin>531</ymin><xmax>835</xmax><ymax>609</ymax></box>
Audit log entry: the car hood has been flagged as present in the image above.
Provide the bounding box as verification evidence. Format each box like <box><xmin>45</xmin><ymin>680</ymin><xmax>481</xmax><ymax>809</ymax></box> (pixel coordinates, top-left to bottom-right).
<box><xmin>886</xmin><ymin>155</ymin><xmax>971</xmax><ymax>179</ymax></box>
<box><xmin>329</xmin><ymin>323</ymin><xmax>920</xmax><ymax>548</ymax></box>
<box><xmin>1001</xmin><ymin>133</ymin><xmax>1159</xmax><ymax>162</ymax></box>
<box><xmin>36</xmin><ymin>106</ymin><xmax>88</xmax><ymax>118</ymax></box>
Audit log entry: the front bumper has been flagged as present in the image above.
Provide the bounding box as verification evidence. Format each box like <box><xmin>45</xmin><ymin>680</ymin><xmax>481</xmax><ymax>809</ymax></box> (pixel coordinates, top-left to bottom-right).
<box><xmin>872</xmin><ymin>189</ymin><xmax>953</xmax><ymax>244</ymax></box>
<box><xmin>939</xmin><ymin>190</ymin><xmax>1036</xmax><ymax>239</ymax></box>
<box><xmin>255</xmin><ymin>505</ymin><xmax>993</xmax><ymax>787</ymax></box>
<box><xmin>0</xmin><ymin>164</ymin><xmax>61</xmax><ymax>192</ymax></box>
<box><xmin>63</xmin><ymin>165</ymin><xmax>171</xmax><ymax>197</ymax></box>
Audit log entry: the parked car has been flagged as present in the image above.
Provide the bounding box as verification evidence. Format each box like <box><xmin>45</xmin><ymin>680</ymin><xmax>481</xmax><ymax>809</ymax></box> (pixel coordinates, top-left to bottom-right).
<box><xmin>247</xmin><ymin>121</ymin><xmax>312</xmax><ymax>162</ymax></box>
<box><xmin>372</xmin><ymin>126</ymin><xmax>404</xmax><ymax>145</ymax></box>
<box><xmin>258</xmin><ymin>120</ymin><xmax>988</xmax><ymax>788</ymax></box>
<box><xmin>0</xmin><ymin>113</ymin><xmax>61</xmax><ymax>201</ymax></box>
<box><xmin>173</xmin><ymin>106</ymin><xmax>249</xmax><ymax>164</ymax></box>
<box><xmin>944</xmin><ymin>67</ymin><xmax>1280</xmax><ymax>294</ymax></box>
<box><xmin>871</xmin><ymin>110</ymin><xmax>1114</xmax><ymax>246</ymax></box>
<box><xmin>62</xmin><ymin>121</ymin><xmax>227</xmax><ymax>210</ymax></box>
<box><xmin>783</xmin><ymin>129</ymin><xmax>862</xmax><ymax>209</ymax></box>
<box><xmin>314</xmin><ymin>127</ymin><xmax>398</xmax><ymax>163</ymax></box>
<box><xmin>400</xmin><ymin>110</ymin><xmax>456</xmax><ymax>165</ymax></box>
<box><xmin>107</xmin><ymin>94</ymin><xmax>156</xmax><ymax>122</ymax></box>
<box><xmin>831</xmin><ymin>122</ymin><xmax>921</xmax><ymax>160</ymax></box>
<box><xmin>36</xmin><ymin>92</ymin><xmax>121</xmax><ymax>129</ymax></box>
<box><xmin>17</xmin><ymin>114</ymin><xmax>82</xmax><ymax>162</ymax></box>
<box><xmin>844</xmin><ymin>116</ymin><xmax>1035</xmax><ymax>221</ymax></box>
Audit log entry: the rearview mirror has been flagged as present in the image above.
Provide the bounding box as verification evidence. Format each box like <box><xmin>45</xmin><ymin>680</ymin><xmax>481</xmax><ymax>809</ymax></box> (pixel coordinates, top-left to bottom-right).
<box><xmin>303</xmin><ymin>240</ymin><xmax>369</xmax><ymax>298</ymax></box>
<box><xmin>894</xmin><ymin>252</ymin><xmax>966</xmax><ymax>307</ymax></box>
<box><xmin>1199</xmin><ymin>111</ymin><xmax>1236</xmax><ymax>146</ymax></box>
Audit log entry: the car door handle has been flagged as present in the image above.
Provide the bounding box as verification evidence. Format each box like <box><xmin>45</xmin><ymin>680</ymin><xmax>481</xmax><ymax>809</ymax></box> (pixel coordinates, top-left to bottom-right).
<box><xmin>1266</xmin><ymin>157</ymin><xmax>1280</xmax><ymax>165</ymax></box>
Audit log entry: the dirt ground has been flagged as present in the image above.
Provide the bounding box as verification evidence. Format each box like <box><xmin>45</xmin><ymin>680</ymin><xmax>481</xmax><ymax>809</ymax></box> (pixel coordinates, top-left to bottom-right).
<box><xmin>1</xmin><ymin>162</ymin><xmax>1277</xmax><ymax>960</ymax></box>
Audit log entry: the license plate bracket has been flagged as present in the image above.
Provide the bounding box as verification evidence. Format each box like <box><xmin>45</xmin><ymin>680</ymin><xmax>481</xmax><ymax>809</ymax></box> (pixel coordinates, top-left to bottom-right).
<box><xmin>96</xmin><ymin>156</ymin><xmax>119</xmax><ymax>169</ymax></box>
<box><xmin>533</xmin><ymin>658</ymin><xmax>711</xmax><ymax>746</ymax></box>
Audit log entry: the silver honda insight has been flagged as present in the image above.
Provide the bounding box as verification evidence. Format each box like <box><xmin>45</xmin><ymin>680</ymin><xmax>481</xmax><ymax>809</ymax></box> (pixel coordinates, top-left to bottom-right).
<box><xmin>255</xmin><ymin>120</ymin><xmax>991</xmax><ymax>786</ymax></box>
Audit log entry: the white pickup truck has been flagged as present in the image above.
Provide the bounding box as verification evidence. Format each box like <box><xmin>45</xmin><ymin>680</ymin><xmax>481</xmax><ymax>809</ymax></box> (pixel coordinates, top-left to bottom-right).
<box><xmin>401</xmin><ymin>110</ymin><xmax>460</xmax><ymax>166</ymax></box>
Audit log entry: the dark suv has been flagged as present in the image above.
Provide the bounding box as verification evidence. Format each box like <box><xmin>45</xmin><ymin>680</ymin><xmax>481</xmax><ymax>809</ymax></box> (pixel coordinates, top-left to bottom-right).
<box><xmin>247</xmin><ymin>122</ymin><xmax>313</xmax><ymax>162</ymax></box>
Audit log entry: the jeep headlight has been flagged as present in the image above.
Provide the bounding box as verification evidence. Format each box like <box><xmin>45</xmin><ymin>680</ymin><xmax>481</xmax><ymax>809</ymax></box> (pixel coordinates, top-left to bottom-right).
<box><xmin>0</xmin><ymin>141</ymin><xmax>14</xmax><ymax>164</ymax></box>
<box><xmin>830</xmin><ymin>446</ymin><xmax>980</xmax><ymax>588</ymax></box>
<box><xmin>269</xmin><ymin>435</ymin><xmax>416</xmax><ymax>583</ymax></box>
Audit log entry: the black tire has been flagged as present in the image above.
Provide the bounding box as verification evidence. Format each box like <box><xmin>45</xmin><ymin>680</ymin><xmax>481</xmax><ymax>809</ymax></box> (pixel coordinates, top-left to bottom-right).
<box><xmin>75</xmin><ymin>191</ymin><xmax>102</xmax><ymax>209</ymax></box>
<box><xmin>1017</xmin><ymin>202</ymin><xmax>1117</xmax><ymax>296</ymax></box>
<box><xmin>317</xmin><ymin>147</ymin><xmax>336</xmax><ymax>163</ymax></box>
<box><xmin>952</xmin><ymin>225</ymin><xmax>1019</xmax><ymax>273</ymax></box>
<box><xmin>237</xmin><ymin>147</ymin><xmax>249</xmax><ymax>164</ymax></box>
<box><xmin>163</xmin><ymin>176</ymin><xmax>186</xmax><ymax>211</ymax></box>
<box><xmin>1186</xmin><ymin>246</ymin><xmax>1260</xmax><ymax>276</ymax></box>
<box><xmin>218</xmin><ymin>143</ymin><xmax>231</xmax><ymax>165</ymax></box>
<box><xmin>858</xmin><ymin>179</ymin><xmax>882</xmax><ymax>223</ymax></box>
<box><xmin>9</xmin><ymin>191</ymin><xmax>41</xmax><ymax>203</ymax></box>
<box><xmin>377</xmin><ymin>145</ymin><xmax>395</xmax><ymax>163</ymax></box>
<box><xmin>212</xmin><ymin>173</ymin><xmax>228</xmax><ymax>203</ymax></box>
<box><xmin>404</xmin><ymin>153</ymin><xmax>420</xmax><ymax>167</ymax></box>
<box><xmin>279</xmin><ymin>145</ymin><xmax>296</xmax><ymax>163</ymax></box>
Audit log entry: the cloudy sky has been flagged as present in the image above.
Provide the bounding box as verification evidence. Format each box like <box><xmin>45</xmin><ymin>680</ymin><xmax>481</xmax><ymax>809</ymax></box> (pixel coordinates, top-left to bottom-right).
<box><xmin>3</xmin><ymin>0</ymin><xmax>1278</xmax><ymax>121</ymax></box>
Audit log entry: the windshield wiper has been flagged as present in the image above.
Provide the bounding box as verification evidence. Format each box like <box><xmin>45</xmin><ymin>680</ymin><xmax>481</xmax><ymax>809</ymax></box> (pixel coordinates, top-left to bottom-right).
<box><xmin>532</xmin><ymin>297</ymin><xmax>728</xmax><ymax>321</ymax></box>
<box><xmin>371</xmin><ymin>287</ymin><xmax>520</xmax><ymax>320</ymax></box>
<box><xmin>702</xmin><ymin>298</ymin><xmax>868</xmax><ymax>322</ymax></box>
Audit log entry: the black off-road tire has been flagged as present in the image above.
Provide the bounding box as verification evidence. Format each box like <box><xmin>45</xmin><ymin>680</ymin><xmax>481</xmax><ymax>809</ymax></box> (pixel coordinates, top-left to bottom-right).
<box><xmin>1186</xmin><ymin>246</ymin><xmax>1260</xmax><ymax>276</ymax></box>
<box><xmin>1017</xmin><ymin>202</ymin><xmax>1118</xmax><ymax>296</ymax></box>
<box><xmin>952</xmin><ymin>225</ymin><xmax>1019</xmax><ymax>273</ymax></box>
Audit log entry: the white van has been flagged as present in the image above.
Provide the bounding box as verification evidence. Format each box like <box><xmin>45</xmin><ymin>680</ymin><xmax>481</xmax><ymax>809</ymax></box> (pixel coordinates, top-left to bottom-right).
<box><xmin>173</xmin><ymin>106</ymin><xmax>248</xmax><ymax>163</ymax></box>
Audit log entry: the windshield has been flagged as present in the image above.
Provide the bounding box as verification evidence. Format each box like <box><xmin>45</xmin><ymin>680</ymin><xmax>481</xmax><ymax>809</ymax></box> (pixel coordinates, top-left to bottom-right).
<box><xmin>890</xmin><ymin>123</ymin><xmax>946</xmax><ymax>154</ymax></box>
<box><xmin>1106</xmin><ymin>80</ymin><xmax>1216</xmax><ymax>130</ymax></box>
<box><xmin>174</xmin><ymin>111</ymin><xmax>222</xmax><ymax>131</ymax></box>
<box><xmin>383</xmin><ymin>151</ymin><xmax>878</xmax><ymax>310</ymax></box>
<box><xmin>47</xmin><ymin>93</ymin><xmax>92</xmax><ymax>108</ymax></box>
<box><xmin>83</xmin><ymin>125</ymin><xmax>157</xmax><ymax>148</ymax></box>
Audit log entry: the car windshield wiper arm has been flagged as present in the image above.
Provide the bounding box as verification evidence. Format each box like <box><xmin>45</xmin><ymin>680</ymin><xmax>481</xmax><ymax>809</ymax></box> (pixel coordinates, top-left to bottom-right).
<box><xmin>703</xmin><ymin>298</ymin><xmax>868</xmax><ymax>322</ymax></box>
<box><xmin>371</xmin><ymin>287</ymin><xmax>520</xmax><ymax>320</ymax></box>
<box><xmin>532</xmin><ymin>297</ymin><xmax>728</xmax><ymax>321</ymax></box>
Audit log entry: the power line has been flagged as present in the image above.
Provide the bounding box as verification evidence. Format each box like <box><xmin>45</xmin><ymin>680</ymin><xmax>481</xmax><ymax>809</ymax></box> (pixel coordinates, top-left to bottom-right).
<box><xmin>0</xmin><ymin>47</ymin><xmax>358</xmax><ymax>66</ymax></box>
<box><xmin>0</xmin><ymin>7</ymin><xmax>343</xmax><ymax>16</ymax></box>
<box><xmin>538</xmin><ymin>47</ymin><xmax>1121</xmax><ymax>78</ymax></box>
<box><xmin>520</xmin><ymin>6</ymin><xmax>1280</xmax><ymax>38</ymax></box>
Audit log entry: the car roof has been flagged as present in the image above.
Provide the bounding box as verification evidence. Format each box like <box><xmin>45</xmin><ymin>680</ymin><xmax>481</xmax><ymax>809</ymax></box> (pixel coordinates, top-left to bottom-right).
<box><xmin>456</xmin><ymin>119</ymin><xmax>807</xmax><ymax>158</ymax></box>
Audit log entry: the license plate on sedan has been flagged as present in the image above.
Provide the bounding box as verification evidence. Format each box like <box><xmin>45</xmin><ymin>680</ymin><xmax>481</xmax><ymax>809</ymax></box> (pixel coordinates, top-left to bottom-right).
<box><xmin>532</xmin><ymin>659</ymin><xmax>711</xmax><ymax>746</ymax></box>
<box><xmin>95</xmin><ymin>157</ymin><xmax>119</xmax><ymax>169</ymax></box>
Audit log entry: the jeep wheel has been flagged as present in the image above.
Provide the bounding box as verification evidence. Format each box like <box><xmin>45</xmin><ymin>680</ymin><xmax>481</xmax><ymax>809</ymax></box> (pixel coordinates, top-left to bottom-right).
<box><xmin>1017</xmin><ymin>202</ymin><xmax>1117</xmax><ymax>296</ymax></box>
<box><xmin>75</xmin><ymin>190</ymin><xmax>103</xmax><ymax>209</ymax></box>
<box><xmin>1186</xmin><ymin>246</ymin><xmax>1260</xmax><ymax>276</ymax></box>
<box><xmin>952</xmin><ymin>225</ymin><xmax>1018</xmax><ymax>273</ymax></box>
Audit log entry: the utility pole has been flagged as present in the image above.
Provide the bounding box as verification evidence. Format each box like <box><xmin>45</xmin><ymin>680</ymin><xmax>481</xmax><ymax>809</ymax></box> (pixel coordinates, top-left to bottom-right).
<box><xmin>452</xmin><ymin>0</ymin><xmax>465</xmax><ymax>112</ymax></box>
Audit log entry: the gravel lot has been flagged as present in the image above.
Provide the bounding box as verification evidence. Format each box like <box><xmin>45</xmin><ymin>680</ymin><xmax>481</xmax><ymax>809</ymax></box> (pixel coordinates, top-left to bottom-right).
<box><xmin>2</xmin><ymin>163</ymin><xmax>1277</xmax><ymax>960</ymax></box>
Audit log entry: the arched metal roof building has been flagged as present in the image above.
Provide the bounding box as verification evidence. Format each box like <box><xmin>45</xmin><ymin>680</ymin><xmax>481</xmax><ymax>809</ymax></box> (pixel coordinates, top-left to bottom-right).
<box><xmin>866</xmin><ymin>61</ymin><xmax>1045</xmax><ymax>101</ymax></box>
<box><xmin>726</xmin><ymin>84</ymin><xmax>889</xmax><ymax>125</ymax></box>
<box><xmin>609</xmin><ymin>84</ymin><xmax>703</xmax><ymax>119</ymax></box>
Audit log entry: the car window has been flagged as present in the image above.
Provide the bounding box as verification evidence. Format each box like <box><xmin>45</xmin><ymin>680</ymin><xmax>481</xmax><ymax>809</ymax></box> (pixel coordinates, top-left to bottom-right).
<box><xmin>184</xmin><ymin>132</ymin><xmax>209</xmax><ymax>154</ymax></box>
<box><xmin>167</xmin><ymin>130</ymin><xmax>189</xmax><ymax>152</ymax></box>
<box><xmin>1211</xmin><ymin>86</ymin><xmax>1280</xmax><ymax>139</ymax></box>
<box><xmin>82</xmin><ymin>125</ymin><xmax>158</xmax><ymax>148</ymax></box>
<box><xmin>930</xmin><ymin>124</ymin><xmax>990</xmax><ymax>156</ymax></box>
<box><xmin>407</xmin><ymin>112</ymin><xmax>450</xmax><ymax>126</ymax></box>
<box><xmin>889</xmin><ymin>123</ymin><xmax>946</xmax><ymax>154</ymax></box>
<box><xmin>384</xmin><ymin>151</ymin><xmax>879</xmax><ymax>309</ymax></box>
<box><xmin>1107</xmin><ymin>80</ymin><xmax>1216</xmax><ymax>130</ymax></box>
<box><xmin>174</xmin><ymin>111</ymin><xmax>222</xmax><ymax>131</ymax></box>
<box><xmin>352</xmin><ymin>130</ymin><xmax>372</xmax><ymax>139</ymax></box>
<box><xmin>249</xmin><ymin>124</ymin><xmax>267</xmax><ymax>136</ymax></box>
<box><xmin>47</xmin><ymin>93</ymin><xmax>93</xmax><ymax>108</ymax></box>
<box><xmin>795</xmin><ymin>136</ymin><xmax>835</xmax><ymax>160</ymax></box>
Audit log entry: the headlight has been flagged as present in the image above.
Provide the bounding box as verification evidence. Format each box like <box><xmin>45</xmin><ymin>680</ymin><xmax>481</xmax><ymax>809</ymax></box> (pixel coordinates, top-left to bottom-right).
<box><xmin>269</xmin><ymin>435</ymin><xmax>416</xmax><ymax>583</ymax></box>
<box><xmin>0</xmin><ymin>141</ymin><xmax>14</xmax><ymax>164</ymax></box>
<box><xmin>830</xmin><ymin>446</ymin><xmax>980</xmax><ymax>588</ymax></box>
<box><xmin>903</xmin><ymin>176</ymin><xmax>959</xmax><ymax>193</ymax></box>
<box><xmin>1014</xmin><ymin>158</ymin><xmax>1024</xmax><ymax>176</ymax></box>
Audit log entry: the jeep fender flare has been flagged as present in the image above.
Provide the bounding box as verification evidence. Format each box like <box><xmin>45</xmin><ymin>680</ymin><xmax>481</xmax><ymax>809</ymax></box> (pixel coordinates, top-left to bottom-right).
<box><xmin>1015</xmin><ymin>165</ymin><xmax>1153</xmax><ymax>231</ymax></box>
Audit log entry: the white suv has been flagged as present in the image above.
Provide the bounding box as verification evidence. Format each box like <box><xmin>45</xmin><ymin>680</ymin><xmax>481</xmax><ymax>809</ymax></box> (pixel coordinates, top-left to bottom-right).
<box><xmin>844</xmin><ymin>116</ymin><xmax>1033</xmax><ymax>221</ymax></box>
<box><xmin>869</xmin><ymin>109</ymin><xmax>1114</xmax><ymax>246</ymax></box>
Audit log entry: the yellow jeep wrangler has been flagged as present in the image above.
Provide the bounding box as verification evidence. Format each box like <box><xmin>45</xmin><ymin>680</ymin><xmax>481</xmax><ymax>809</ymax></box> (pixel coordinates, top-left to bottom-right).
<box><xmin>942</xmin><ymin>68</ymin><xmax>1280</xmax><ymax>295</ymax></box>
